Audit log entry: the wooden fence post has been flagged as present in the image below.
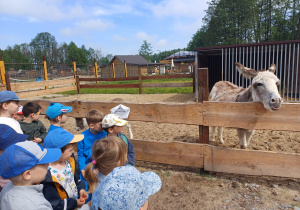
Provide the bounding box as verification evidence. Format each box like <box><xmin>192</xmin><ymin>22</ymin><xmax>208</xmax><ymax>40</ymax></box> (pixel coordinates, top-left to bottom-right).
<box><xmin>72</xmin><ymin>58</ymin><xmax>77</xmax><ymax>78</ymax></box>
<box><xmin>0</xmin><ymin>55</ymin><xmax>6</xmax><ymax>85</ymax></box>
<box><xmin>138</xmin><ymin>68</ymin><xmax>142</xmax><ymax>94</ymax></box>
<box><xmin>76</xmin><ymin>75</ymin><xmax>81</xmax><ymax>94</ymax></box>
<box><xmin>124</xmin><ymin>60</ymin><xmax>127</xmax><ymax>77</ymax></box>
<box><xmin>43</xmin><ymin>56</ymin><xmax>48</xmax><ymax>89</ymax></box>
<box><xmin>197</xmin><ymin>68</ymin><xmax>209</xmax><ymax>144</ymax></box>
<box><xmin>112</xmin><ymin>63</ymin><xmax>115</xmax><ymax>78</ymax></box>
<box><xmin>94</xmin><ymin>59</ymin><xmax>99</xmax><ymax>84</ymax></box>
<box><xmin>5</xmin><ymin>74</ymin><xmax>11</xmax><ymax>91</ymax></box>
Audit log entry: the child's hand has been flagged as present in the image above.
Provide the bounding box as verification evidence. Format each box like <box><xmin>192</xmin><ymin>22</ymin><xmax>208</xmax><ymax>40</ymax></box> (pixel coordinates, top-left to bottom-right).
<box><xmin>77</xmin><ymin>198</ymin><xmax>85</xmax><ymax>207</ymax></box>
<box><xmin>33</xmin><ymin>137</ymin><xmax>42</xmax><ymax>143</ymax></box>
<box><xmin>79</xmin><ymin>189</ymin><xmax>88</xmax><ymax>203</ymax></box>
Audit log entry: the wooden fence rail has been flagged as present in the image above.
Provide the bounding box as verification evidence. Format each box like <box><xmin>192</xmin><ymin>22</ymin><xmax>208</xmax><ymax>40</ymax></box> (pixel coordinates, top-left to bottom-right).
<box><xmin>20</xmin><ymin>99</ymin><xmax>300</xmax><ymax>179</ymax></box>
<box><xmin>76</xmin><ymin>72</ymin><xmax>195</xmax><ymax>94</ymax></box>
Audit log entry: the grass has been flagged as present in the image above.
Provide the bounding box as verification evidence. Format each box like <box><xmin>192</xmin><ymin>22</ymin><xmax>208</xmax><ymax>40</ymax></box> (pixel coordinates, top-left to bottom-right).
<box><xmin>59</xmin><ymin>78</ymin><xmax>194</xmax><ymax>95</ymax></box>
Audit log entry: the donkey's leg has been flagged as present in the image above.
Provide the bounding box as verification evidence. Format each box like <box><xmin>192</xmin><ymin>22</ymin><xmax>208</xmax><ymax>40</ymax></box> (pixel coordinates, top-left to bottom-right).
<box><xmin>246</xmin><ymin>130</ymin><xmax>255</xmax><ymax>146</ymax></box>
<box><xmin>237</xmin><ymin>128</ymin><xmax>247</xmax><ymax>149</ymax></box>
<box><xmin>218</xmin><ymin>127</ymin><xmax>224</xmax><ymax>144</ymax></box>
<box><xmin>210</xmin><ymin>126</ymin><xmax>216</xmax><ymax>142</ymax></box>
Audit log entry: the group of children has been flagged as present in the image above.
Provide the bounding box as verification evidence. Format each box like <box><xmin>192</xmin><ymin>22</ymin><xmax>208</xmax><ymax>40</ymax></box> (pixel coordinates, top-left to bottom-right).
<box><xmin>0</xmin><ymin>90</ymin><xmax>161</xmax><ymax>210</ymax></box>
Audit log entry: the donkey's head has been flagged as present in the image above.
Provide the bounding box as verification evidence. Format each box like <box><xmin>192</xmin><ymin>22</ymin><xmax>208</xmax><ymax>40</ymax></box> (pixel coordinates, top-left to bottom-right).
<box><xmin>235</xmin><ymin>62</ymin><xmax>282</xmax><ymax>111</ymax></box>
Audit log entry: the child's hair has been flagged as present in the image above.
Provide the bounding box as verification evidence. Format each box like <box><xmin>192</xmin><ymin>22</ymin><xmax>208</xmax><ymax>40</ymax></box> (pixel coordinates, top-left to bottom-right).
<box><xmin>60</xmin><ymin>143</ymin><xmax>75</xmax><ymax>153</ymax></box>
<box><xmin>22</xmin><ymin>102</ymin><xmax>41</xmax><ymax>117</ymax></box>
<box><xmin>85</xmin><ymin>136</ymin><xmax>128</xmax><ymax>193</ymax></box>
<box><xmin>45</xmin><ymin>113</ymin><xmax>65</xmax><ymax>121</ymax></box>
<box><xmin>86</xmin><ymin>109</ymin><xmax>105</xmax><ymax>125</ymax></box>
<box><xmin>102</xmin><ymin>126</ymin><xmax>114</xmax><ymax>133</ymax></box>
<box><xmin>0</xmin><ymin>101</ymin><xmax>15</xmax><ymax>111</ymax></box>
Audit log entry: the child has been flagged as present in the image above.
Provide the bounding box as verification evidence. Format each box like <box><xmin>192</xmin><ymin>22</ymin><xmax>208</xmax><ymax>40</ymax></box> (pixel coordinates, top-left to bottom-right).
<box><xmin>85</xmin><ymin>137</ymin><xmax>161</xmax><ymax>210</ymax></box>
<box><xmin>0</xmin><ymin>124</ymin><xmax>29</xmax><ymax>192</ymax></box>
<box><xmin>19</xmin><ymin>102</ymin><xmax>47</xmax><ymax>144</ymax></box>
<box><xmin>0</xmin><ymin>141</ymin><xmax>61</xmax><ymax>209</ymax></box>
<box><xmin>12</xmin><ymin>105</ymin><xmax>25</xmax><ymax>121</ymax></box>
<box><xmin>102</xmin><ymin>113</ymin><xmax>135</xmax><ymax>165</ymax></box>
<box><xmin>78</xmin><ymin>109</ymin><xmax>107</xmax><ymax>179</ymax></box>
<box><xmin>83</xmin><ymin>136</ymin><xmax>128</xmax><ymax>209</ymax></box>
<box><xmin>0</xmin><ymin>90</ymin><xmax>23</xmax><ymax>133</ymax></box>
<box><xmin>45</xmin><ymin>102</ymin><xmax>72</xmax><ymax>132</ymax></box>
<box><xmin>42</xmin><ymin>127</ymin><xmax>88</xmax><ymax>210</ymax></box>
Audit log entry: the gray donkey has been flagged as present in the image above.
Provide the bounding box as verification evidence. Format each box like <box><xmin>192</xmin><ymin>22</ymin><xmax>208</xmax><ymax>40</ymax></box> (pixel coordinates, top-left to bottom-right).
<box><xmin>210</xmin><ymin>62</ymin><xmax>282</xmax><ymax>149</ymax></box>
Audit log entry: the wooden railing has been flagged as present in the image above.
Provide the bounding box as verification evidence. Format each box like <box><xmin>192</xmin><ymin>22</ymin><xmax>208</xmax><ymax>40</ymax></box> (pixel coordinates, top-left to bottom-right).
<box><xmin>21</xmin><ymin>99</ymin><xmax>300</xmax><ymax>179</ymax></box>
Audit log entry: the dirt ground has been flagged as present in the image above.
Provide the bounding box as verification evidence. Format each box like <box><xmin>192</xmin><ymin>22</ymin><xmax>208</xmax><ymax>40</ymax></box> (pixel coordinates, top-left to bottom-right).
<box><xmin>27</xmin><ymin>93</ymin><xmax>300</xmax><ymax>210</ymax></box>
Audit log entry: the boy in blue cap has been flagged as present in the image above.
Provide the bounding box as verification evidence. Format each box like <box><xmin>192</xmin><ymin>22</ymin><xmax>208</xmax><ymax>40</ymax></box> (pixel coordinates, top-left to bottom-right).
<box><xmin>0</xmin><ymin>90</ymin><xmax>23</xmax><ymax>133</ymax></box>
<box><xmin>0</xmin><ymin>124</ymin><xmax>29</xmax><ymax>192</ymax></box>
<box><xmin>0</xmin><ymin>141</ymin><xmax>61</xmax><ymax>209</ymax></box>
<box><xmin>42</xmin><ymin>127</ymin><xmax>88</xmax><ymax>210</ymax></box>
<box><xmin>45</xmin><ymin>102</ymin><xmax>73</xmax><ymax>132</ymax></box>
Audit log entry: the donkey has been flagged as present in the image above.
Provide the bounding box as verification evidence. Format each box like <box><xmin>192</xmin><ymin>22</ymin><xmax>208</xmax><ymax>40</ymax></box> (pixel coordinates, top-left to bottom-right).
<box><xmin>210</xmin><ymin>62</ymin><xmax>282</xmax><ymax>149</ymax></box>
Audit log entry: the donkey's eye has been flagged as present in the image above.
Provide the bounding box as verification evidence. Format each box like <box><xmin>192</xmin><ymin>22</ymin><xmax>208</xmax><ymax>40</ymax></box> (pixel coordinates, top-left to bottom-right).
<box><xmin>256</xmin><ymin>83</ymin><xmax>263</xmax><ymax>87</ymax></box>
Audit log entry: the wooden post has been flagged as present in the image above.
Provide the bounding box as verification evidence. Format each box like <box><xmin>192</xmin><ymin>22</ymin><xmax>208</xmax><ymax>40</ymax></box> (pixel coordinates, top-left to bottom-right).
<box><xmin>124</xmin><ymin>60</ymin><xmax>127</xmax><ymax>77</ymax></box>
<box><xmin>94</xmin><ymin>59</ymin><xmax>99</xmax><ymax>84</ymax></box>
<box><xmin>76</xmin><ymin>75</ymin><xmax>81</xmax><ymax>94</ymax></box>
<box><xmin>197</xmin><ymin>68</ymin><xmax>209</xmax><ymax>144</ymax></box>
<box><xmin>72</xmin><ymin>58</ymin><xmax>77</xmax><ymax>78</ymax></box>
<box><xmin>43</xmin><ymin>56</ymin><xmax>48</xmax><ymax>89</ymax></box>
<box><xmin>112</xmin><ymin>63</ymin><xmax>115</xmax><ymax>78</ymax></box>
<box><xmin>138</xmin><ymin>68</ymin><xmax>142</xmax><ymax>94</ymax></box>
<box><xmin>5</xmin><ymin>74</ymin><xmax>11</xmax><ymax>91</ymax></box>
<box><xmin>0</xmin><ymin>55</ymin><xmax>6</xmax><ymax>85</ymax></box>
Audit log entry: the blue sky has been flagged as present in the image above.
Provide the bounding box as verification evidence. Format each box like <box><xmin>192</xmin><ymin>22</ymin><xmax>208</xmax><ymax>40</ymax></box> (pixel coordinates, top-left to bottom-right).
<box><xmin>0</xmin><ymin>0</ymin><xmax>209</xmax><ymax>56</ymax></box>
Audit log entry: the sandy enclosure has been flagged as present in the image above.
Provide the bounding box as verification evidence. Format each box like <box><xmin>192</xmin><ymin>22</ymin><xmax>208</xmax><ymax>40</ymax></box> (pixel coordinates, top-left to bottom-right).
<box><xmin>27</xmin><ymin>93</ymin><xmax>300</xmax><ymax>210</ymax></box>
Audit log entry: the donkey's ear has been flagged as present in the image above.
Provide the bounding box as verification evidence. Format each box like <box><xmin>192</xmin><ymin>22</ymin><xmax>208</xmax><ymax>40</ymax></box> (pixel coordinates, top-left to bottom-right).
<box><xmin>267</xmin><ymin>64</ymin><xmax>276</xmax><ymax>73</ymax></box>
<box><xmin>235</xmin><ymin>62</ymin><xmax>258</xmax><ymax>79</ymax></box>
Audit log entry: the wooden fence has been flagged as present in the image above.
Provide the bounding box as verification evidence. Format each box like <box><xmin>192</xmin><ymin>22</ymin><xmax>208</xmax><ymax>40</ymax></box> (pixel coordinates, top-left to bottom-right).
<box><xmin>1</xmin><ymin>74</ymin><xmax>76</xmax><ymax>98</ymax></box>
<box><xmin>76</xmin><ymin>69</ymin><xmax>195</xmax><ymax>94</ymax></box>
<box><xmin>21</xmin><ymin>99</ymin><xmax>300</xmax><ymax>179</ymax></box>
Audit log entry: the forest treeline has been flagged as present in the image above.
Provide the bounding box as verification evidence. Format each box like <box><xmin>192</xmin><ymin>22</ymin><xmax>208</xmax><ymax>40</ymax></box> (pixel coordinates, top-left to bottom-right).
<box><xmin>187</xmin><ymin>0</ymin><xmax>300</xmax><ymax>50</ymax></box>
<box><xmin>1</xmin><ymin>0</ymin><xmax>299</xmax><ymax>64</ymax></box>
<box><xmin>0</xmin><ymin>32</ymin><xmax>114</xmax><ymax>65</ymax></box>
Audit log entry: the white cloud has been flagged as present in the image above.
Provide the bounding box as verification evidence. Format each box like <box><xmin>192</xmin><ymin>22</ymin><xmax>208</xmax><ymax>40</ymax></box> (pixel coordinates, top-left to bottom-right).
<box><xmin>60</xmin><ymin>19</ymin><xmax>114</xmax><ymax>36</ymax></box>
<box><xmin>152</xmin><ymin>0</ymin><xmax>208</xmax><ymax>18</ymax></box>
<box><xmin>155</xmin><ymin>39</ymin><xmax>168</xmax><ymax>48</ymax></box>
<box><xmin>136</xmin><ymin>32</ymin><xmax>156</xmax><ymax>42</ymax></box>
<box><xmin>0</xmin><ymin>0</ymin><xmax>86</xmax><ymax>22</ymax></box>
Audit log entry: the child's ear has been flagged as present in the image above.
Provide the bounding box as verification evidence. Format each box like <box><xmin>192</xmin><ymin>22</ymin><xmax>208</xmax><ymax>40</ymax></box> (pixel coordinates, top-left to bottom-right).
<box><xmin>108</xmin><ymin>128</ymin><xmax>114</xmax><ymax>133</ymax></box>
<box><xmin>22</xmin><ymin>170</ymin><xmax>31</xmax><ymax>181</ymax></box>
<box><xmin>89</xmin><ymin>123</ymin><xmax>94</xmax><ymax>129</ymax></box>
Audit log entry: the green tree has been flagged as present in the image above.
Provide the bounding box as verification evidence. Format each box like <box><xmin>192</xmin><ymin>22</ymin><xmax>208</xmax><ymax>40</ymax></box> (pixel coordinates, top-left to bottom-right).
<box><xmin>29</xmin><ymin>32</ymin><xmax>58</xmax><ymax>63</ymax></box>
<box><xmin>66</xmin><ymin>42</ymin><xmax>88</xmax><ymax>64</ymax></box>
<box><xmin>138</xmin><ymin>40</ymin><xmax>153</xmax><ymax>62</ymax></box>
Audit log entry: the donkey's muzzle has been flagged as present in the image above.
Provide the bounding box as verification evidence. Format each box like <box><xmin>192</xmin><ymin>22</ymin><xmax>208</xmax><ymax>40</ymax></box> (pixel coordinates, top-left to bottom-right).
<box><xmin>269</xmin><ymin>97</ymin><xmax>282</xmax><ymax>111</ymax></box>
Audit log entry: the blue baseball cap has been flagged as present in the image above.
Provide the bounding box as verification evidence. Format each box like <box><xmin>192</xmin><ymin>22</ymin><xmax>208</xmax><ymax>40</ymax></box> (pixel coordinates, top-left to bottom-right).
<box><xmin>93</xmin><ymin>166</ymin><xmax>162</xmax><ymax>210</ymax></box>
<box><xmin>0</xmin><ymin>91</ymin><xmax>22</xmax><ymax>103</ymax></box>
<box><xmin>46</xmin><ymin>102</ymin><xmax>73</xmax><ymax>119</ymax></box>
<box><xmin>0</xmin><ymin>124</ymin><xmax>29</xmax><ymax>150</ymax></box>
<box><xmin>0</xmin><ymin>141</ymin><xmax>61</xmax><ymax>179</ymax></box>
<box><xmin>44</xmin><ymin>127</ymin><xmax>84</xmax><ymax>149</ymax></box>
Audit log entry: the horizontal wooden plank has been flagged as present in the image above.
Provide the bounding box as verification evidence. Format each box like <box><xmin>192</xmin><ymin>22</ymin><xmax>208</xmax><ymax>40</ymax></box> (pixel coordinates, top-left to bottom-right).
<box><xmin>17</xmin><ymin>86</ymin><xmax>76</xmax><ymax>99</ymax></box>
<box><xmin>22</xmin><ymin>100</ymin><xmax>203</xmax><ymax>125</ymax></box>
<box><xmin>143</xmin><ymin>82</ymin><xmax>193</xmax><ymax>88</ymax></box>
<box><xmin>203</xmin><ymin>102</ymin><xmax>300</xmax><ymax>131</ymax></box>
<box><xmin>142</xmin><ymin>74</ymin><xmax>193</xmax><ymax>80</ymax></box>
<box><xmin>204</xmin><ymin>145</ymin><xmax>300</xmax><ymax>178</ymax></box>
<box><xmin>10</xmin><ymin>78</ymin><xmax>75</xmax><ymax>91</ymax></box>
<box><xmin>80</xmin><ymin>84</ymin><xmax>139</xmax><ymax>89</ymax></box>
<box><xmin>132</xmin><ymin>139</ymin><xmax>204</xmax><ymax>168</ymax></box>
<box><xmin>79</xmin><ymin>76</ymin><xmax>138</xmax><ymax>82</ymax></box>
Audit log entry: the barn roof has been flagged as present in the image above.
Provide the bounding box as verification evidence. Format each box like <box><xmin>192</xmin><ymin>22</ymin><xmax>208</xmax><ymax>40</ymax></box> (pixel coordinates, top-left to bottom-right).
<box><xmin>112</xmin><ymin>55</ymin><xmax>149</xmax><ymax>65</ymax></box>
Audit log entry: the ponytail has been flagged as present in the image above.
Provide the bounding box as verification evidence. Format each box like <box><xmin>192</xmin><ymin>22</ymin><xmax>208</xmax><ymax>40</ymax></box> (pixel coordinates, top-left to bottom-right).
<box><xmin>84</xmin><ymin>162</ymin><xmax>98</xmax><ymax>194</ymax></box>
